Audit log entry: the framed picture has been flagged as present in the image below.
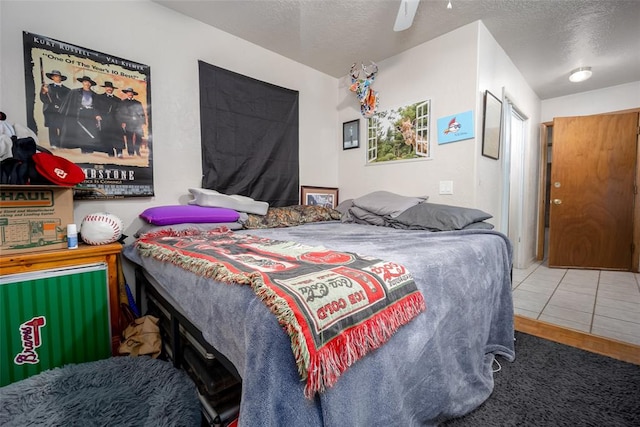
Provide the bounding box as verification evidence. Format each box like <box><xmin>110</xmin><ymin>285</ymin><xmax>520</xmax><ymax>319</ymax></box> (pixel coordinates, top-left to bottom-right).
<box><xmin>366</xmin><ymin>99</ymin><xmax>430</xmax><ymax>163</ymax></box>
<box><xmin>482</xmin><ymin>90</ymin><xmax>502</xmax><ymax>160</ymax></box>
<box><xmin>342</xmin><ymin>119</ymin><xmax>359</xmax><ymax>150</ymax></box>
<box><xmin>300</xmin><ymin>186</ymin><xmax>339</xmax><ymax>209</ymax></box>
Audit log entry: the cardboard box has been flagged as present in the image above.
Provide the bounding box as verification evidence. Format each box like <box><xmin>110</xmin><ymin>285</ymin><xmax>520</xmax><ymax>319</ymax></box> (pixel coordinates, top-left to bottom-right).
<box><xmin>0</xmin><ymin>185</ymin><xmax>74</xmax><ymax>255</ymax></box>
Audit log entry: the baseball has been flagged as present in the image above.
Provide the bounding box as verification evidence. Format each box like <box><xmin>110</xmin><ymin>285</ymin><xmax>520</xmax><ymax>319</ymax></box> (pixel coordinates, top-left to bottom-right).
<box><xmin>80</xmin><ymin>212</ymin><xmax>123</xmax><ymax>245</ymax></box>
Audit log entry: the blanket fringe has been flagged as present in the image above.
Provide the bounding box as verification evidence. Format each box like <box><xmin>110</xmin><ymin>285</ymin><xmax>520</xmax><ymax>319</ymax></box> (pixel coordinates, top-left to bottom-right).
<box><xmin>245</xmin><ymin>273</ymin><xmax>426</xmax><ymax>398</ymax></box>
<box><xmin>302</xmin><ymin>293</ymin><xmax>425</xmax><ymax>398</ymax></box>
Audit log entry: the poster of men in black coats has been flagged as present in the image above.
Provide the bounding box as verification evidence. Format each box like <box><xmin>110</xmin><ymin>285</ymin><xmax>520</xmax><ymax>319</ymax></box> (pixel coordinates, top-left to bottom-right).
<box><xmin>22</xmin><ymin>32</ymin><xmax>154</xmax><ymax>199</ymax></box>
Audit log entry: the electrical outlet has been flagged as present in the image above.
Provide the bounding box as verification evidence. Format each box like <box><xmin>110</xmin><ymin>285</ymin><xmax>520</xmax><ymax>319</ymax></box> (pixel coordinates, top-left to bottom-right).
<box><xmin>439</xmin><ymin>180</ymin><xmax>453</xmax><ymax>195</ymax></box>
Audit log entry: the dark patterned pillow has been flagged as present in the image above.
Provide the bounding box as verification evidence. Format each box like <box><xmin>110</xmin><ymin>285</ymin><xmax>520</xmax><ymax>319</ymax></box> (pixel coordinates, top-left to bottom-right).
<box><xmin>242</xmin><ymin>205</ymin><xmax>341</xmax><ymax>229</ymax></box>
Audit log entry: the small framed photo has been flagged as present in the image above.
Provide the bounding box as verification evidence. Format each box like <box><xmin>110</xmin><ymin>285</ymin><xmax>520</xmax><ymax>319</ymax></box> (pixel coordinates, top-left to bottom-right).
<box><xmin>482</xmin><ymin>90</ymin><xmax>502</xmax><ymax>160</ymax></box>
<box><xmin>342</xmin><ymin>119</ymin><xmax>359</xmax><ymax>150</ymax></box>
<box><xmin>300</xmin><ymin>186</ymin><xmax>339</xmax><ymax>209</ymax></box>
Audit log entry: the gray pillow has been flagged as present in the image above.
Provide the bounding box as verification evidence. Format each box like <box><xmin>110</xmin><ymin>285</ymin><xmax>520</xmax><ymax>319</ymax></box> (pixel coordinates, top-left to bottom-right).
<box><xmin>335</xmin><ymin>199</ymin><xmax>355</xmax><ymax>222</ymax></box>
<box><xmin>348</xmin><ymin>206</ymin><xmax>389</xmax><ymax>226</ymax></box>
<box><xmin>352</xmin><ymin>191</ymin><xmax>427</xmax><ymax>218</ymax></box>
<box><xmin>462</xmin><ymin>221</ymin><xmax>494</xmax><ymax>230</ymax></box>
<box><xmin>392</xmin><ymin>203</ymin><xmax>492</xmax><ymax>231</ymax></box>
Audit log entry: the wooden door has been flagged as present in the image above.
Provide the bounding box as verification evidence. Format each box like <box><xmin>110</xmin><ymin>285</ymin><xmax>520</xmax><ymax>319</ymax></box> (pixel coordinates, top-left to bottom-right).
<box><xmin>548</xmin><ymin>113</ymin><xmax>637</xmax><ymax>270</ymax></box>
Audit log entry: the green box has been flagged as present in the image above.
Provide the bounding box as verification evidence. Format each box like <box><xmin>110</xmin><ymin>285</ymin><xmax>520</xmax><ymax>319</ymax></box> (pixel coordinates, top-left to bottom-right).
<box><xmin>0</xmin><ymin>263</ymin><xmax>111</xmax><ymax>386</ymax></box>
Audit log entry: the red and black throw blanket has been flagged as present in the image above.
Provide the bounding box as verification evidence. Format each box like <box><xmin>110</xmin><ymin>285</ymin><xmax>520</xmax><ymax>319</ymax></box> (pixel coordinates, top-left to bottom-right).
<box><xmin>135</xmin><ymin>229</ymin><xmax>426</xmax><ymax>397</ymax></box>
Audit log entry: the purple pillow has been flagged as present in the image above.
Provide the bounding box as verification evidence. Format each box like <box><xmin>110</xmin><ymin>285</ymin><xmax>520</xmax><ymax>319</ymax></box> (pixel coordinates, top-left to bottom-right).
<box><xmin>139</xmin><ymin>205</ymin><xmax>240</xmax><ymax>226</ymax></box>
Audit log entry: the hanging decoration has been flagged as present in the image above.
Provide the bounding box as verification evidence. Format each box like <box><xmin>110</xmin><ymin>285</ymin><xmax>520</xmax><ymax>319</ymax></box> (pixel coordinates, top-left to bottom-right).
<box><xmin>349</xmin><ymin>62</ymin><xmax>379</xmax><ymax>118</ymax></box>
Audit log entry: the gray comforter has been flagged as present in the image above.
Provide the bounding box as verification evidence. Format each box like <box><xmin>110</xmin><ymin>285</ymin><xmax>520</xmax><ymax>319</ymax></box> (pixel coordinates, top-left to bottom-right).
<box><xmin>123</xmin><ymin>222</ymin><xmax>515</xmax><ymax>426</ymax></box>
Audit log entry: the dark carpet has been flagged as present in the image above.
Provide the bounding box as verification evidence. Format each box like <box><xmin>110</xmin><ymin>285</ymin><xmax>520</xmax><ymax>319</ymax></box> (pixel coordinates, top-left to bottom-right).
<box><xmin>442</xmin><ymin>332</ymin><xmax>640</xmax><ymax>426</ymax></box>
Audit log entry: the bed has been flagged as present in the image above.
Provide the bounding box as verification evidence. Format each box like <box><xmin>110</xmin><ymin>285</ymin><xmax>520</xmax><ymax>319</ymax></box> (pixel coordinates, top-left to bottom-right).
<box><xmin>123</xmin><ymin>207</ymin><xmax>515</xmax><ymax>426</ymax></box>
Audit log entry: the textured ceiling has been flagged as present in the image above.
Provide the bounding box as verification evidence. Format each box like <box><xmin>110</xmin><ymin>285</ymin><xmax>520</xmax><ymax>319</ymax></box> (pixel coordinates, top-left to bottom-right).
<box><xmin>155</xmin><ymin>0</ymin><xmax>640</xmax><ymax>100</ymax></box>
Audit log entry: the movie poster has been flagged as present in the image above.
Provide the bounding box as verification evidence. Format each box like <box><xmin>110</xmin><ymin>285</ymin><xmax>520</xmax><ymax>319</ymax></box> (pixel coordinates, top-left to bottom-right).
<box><xmin>22</xmin><ymin>32</ymin><xmax>154</xmax><ymax>199</ymax></box>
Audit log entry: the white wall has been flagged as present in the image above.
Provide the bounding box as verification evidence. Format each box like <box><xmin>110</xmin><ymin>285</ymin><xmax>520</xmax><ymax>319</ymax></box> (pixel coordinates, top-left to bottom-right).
<box><xmin>337</xmin><ymin>21</ymin><xmax>542</xmax><ymax>267</ymax></box>
<box><xmin>337</xmin><ymin>22</ymin><xmax>479</xmax><ymax>207</ymax></box>
<box><xmin>541</xmin><ymin>81</ymin><xmax>640</xmax><ymax>122</ymax></box>
<box><xmin>477</xmin><ymin>23</ymin><xmax>541</xmax><ymax>268</ymax></box>
<box><xmin>0</xmin><ymin>0</ymin><xmax>339</xmax><ymax>240</ymax></box>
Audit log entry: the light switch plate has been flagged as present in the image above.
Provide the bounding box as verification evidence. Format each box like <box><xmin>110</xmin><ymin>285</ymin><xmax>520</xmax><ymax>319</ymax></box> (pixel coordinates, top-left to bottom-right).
<box><xmin>439</xmin><ymin>180</ymin><xmax>453</xmax><ymax>195</ymax></box>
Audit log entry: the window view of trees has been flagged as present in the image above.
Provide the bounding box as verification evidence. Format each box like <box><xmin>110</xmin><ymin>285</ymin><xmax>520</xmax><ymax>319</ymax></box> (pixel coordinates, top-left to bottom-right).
<box><xmin>367</xmin><ymin>100</ymin><xmax>430</xmax><ymax>163</ymax></box>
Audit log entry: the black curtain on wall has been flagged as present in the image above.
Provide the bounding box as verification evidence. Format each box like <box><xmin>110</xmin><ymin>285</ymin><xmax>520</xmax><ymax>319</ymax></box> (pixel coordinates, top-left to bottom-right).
<box><xmin>198</xmin><ymin>61</ymin><xmax>299</xmax><ymax>207</ymax></box>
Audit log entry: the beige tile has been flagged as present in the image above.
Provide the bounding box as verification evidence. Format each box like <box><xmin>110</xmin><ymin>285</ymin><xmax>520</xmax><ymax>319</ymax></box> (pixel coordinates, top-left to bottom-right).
<box><xmin>514</xmin><ymin>307</ymin><xmax>539</xmax><ymax>319</ymax></box>
<box><xmin>530</xmin><ymin>267</ymin><xmax>566</xmax><ymax>281</ymax></box>
<box><xmin>541</xmin><ymin>304</ymin><xmax>593</xmax><ymax>325</ymax></box>
<box><xmin>556</xmin><ymin>281</ymin><xmax>597</xmax><ymax>296</ymax></box>
<box><xmin>597</xmin><ymin>288</ymin><xmax>640</xmax><ymax>304</ymax></box>
<box><xmin>594</xmin><ymin>303</ymin><xmax>640</xmax><ymax>324</ymax></box>
<box><xmin>512</xmin><ymin>289</ymin><xmax>548</xmax><ymax>314</ymax></box>
<box><xmin>564</xmin><ymin>268</ymin><xmax>600</xmax><ymax>278</ymax></box>
<box><xmin>598</xmin><ymin>281</ymin><xmax>639</xmax><ymax>294</ymax></box>
<box><xmin>560</xmin><ymin>271</ymin><xmax>599</xmax><ymax>286</ymax></box>
<box><xmin>591</xmin><ymin>315</ymin><xmax>640</xmax><ymax>341</ymax></box>
<box><xmin>513</xmin><ymin>262</ymin><xmax>541</xmax><ymax>276</ymax></box>
<box><xmin>595</xmin><ymin>296</ymin><xmax>640</xmax><ymax>314</ymax></box>
<box><xmin>521</xmin><ymin>277</ymin><xmax>561</xmax><ymax>289</ymax></box>
<box><xmin>516</xmin><ymin>282</ymin><xmax>557</xmax><ymax>297</ymax></box>
<box><xmin>591</xmin><ymin>316</ymin><xmax>640</xmax><ymax>345</ymax></box>
<box><xmin>511</xmin><ymin>261</ymin><xmax>640</xmax><ymax>347</ymax></box>
<box><xmin>511</xmin><ymin>270</ymin><xmax>531</xmax><ymax>283</ymax></box>
<box><xmin>591</xmin><ymin>327</ymin><xmax>640</xmax><ymax>346</ymax></box>
<box><xmin>599</xmin><ymin>271</ymin><xmax>638</xmax><ymax>286</ymax></box>
<box><xmin>548</xmin><ymin>289</ymin><xmax>595</xmax><ymax>313</ymax></box>
<box><xmin>538</xmin><ymin>313</ymin><xmax>590</xmax><ymax>333</ymax></box>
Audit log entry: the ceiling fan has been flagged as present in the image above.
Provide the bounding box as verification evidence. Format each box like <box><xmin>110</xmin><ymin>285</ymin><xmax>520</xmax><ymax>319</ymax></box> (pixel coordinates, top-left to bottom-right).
<box><xmin>394</xmin><ymin>0</ymin><xmax>451</xmax><ymax>31</ymax></box>
<box><xmin>393</xmin><ymin>0</ymin><xmax>420</xmax><ymax>32</ymax></box>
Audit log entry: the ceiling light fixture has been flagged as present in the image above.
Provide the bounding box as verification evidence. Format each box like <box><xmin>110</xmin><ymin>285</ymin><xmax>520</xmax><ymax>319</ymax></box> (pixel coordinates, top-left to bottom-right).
<box><xmin>447</xmin><ymin>1</ymin><xmax>452</xmax><ymax>9</ymax></box>
<box><xmin>569</xmin><ymin>67</ymin><xmax>592</xmax><ymax>83</ymax></box>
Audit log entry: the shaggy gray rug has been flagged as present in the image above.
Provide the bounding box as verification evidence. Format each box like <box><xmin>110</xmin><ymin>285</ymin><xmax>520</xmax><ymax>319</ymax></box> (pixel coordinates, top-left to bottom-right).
<box><xmin>0</xmin><ymin>356</ymin><xmax>201</xmax><ymax>426</ymax></box>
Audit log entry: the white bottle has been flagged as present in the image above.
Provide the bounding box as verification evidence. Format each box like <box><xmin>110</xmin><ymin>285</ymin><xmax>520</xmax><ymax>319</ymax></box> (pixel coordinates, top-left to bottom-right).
<box><xmin>67</xmin><ymin>224</ymin><xmax>78</xmax><ymax>249</ymax></box>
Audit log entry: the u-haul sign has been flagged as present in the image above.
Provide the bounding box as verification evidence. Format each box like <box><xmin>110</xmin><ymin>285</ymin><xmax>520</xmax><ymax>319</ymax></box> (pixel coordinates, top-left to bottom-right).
<box><xmin>0</xmin><ymin>189</ymin><xmax>55</xmax><ymax>208</ymax></box>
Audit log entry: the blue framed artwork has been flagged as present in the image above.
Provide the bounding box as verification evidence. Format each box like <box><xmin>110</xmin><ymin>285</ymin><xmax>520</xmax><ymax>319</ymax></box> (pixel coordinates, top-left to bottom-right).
<box><xmin>437</xmin><ymin>110</ymin><xmax>474</xmax><ymax>144</ymax></box>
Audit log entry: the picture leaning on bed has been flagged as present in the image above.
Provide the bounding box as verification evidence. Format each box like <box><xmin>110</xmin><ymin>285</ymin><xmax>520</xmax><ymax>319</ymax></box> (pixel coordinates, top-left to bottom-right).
<box><xmin>300</xmin><ymin>186</ymin><xmax>339</xmax><ymax>209</ymax></box>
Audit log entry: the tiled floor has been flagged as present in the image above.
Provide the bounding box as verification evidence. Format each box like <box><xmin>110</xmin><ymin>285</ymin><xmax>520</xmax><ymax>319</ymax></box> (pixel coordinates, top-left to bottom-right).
<box><xmin>512</xmin><ymin>260</ymin><xmax>640</xmax><ymax>346</ymax></box>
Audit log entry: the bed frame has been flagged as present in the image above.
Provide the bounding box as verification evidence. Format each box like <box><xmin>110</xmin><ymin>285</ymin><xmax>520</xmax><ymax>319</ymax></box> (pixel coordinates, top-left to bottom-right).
<box><xmin>135</xmin><ymin>267</ymin><xmax>241</xmax><ymax>426</ymax></box>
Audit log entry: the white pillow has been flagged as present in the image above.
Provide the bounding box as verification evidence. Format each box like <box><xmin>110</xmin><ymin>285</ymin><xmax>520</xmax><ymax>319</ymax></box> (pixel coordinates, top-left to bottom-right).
<box><xmin>188</xmin><ymin>188</ymin><xmax>269</xmax><ymax>215</ymax></box>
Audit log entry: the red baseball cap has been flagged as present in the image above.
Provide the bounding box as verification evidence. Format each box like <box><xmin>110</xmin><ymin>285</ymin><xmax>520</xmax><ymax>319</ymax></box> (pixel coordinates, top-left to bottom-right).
<box><xmin>32</xmin><ymin>152</ymin><xmax>85</xmax><ymax>186</ymax></box>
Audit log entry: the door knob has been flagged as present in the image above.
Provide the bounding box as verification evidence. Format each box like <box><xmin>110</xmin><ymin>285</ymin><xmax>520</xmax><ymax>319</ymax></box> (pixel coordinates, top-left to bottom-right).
<box><xmin>553</xmin><ymin>199</ymin><xmax>562</xmax><ymax>205</ymax></box>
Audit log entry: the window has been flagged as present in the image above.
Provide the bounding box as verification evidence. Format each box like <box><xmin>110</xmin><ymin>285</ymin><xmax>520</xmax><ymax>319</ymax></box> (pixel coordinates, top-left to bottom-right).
<box><xmin>415</xmin><ymin>100</ymin><xmax>429</xmax><ymax>157</ymax></box>
<box><xmin>366</xmin><ymin>100</ymin><xmax>430</xmax><ymax>163</ymax></box>
<box><xmin>367</xmin><ymin>115</ymin><xmax>378</xmax><ymax>162</ymax></box>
